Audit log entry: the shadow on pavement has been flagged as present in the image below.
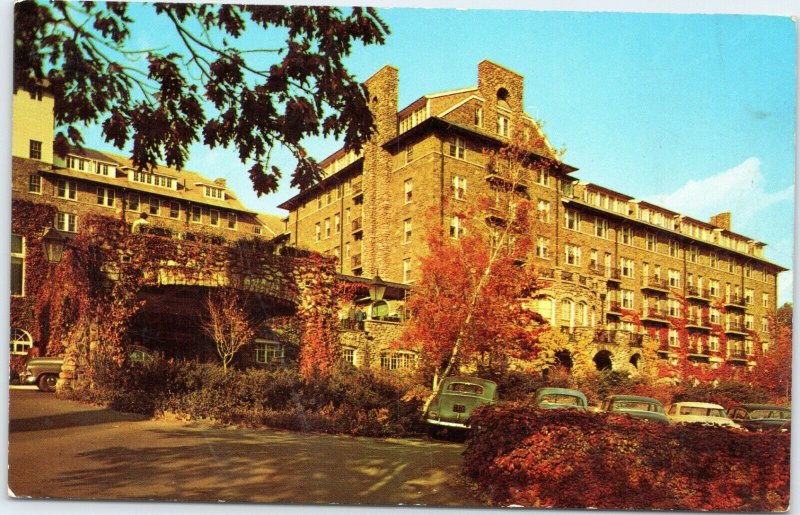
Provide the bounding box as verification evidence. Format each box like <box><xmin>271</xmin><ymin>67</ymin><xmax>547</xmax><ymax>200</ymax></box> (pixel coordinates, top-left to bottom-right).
<box><xmin>10</xmin><ymin>409</ymin><xmax>148</xmax><ymax>433</ymax></box>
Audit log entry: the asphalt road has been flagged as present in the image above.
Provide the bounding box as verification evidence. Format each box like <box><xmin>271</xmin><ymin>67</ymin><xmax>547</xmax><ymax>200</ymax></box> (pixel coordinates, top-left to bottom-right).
<box><xmin>8</xmin><ymin>388</ymin><xmax>482</xmax><ymax>507</ymax></box>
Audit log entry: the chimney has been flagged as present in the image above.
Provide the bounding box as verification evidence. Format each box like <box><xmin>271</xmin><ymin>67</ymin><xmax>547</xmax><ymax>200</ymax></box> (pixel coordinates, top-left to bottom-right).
<box><xmin>709</xmin><ymin>212</ymin><xmax>732</xmax><ymax>231</ymax></box>
<box><xmin>363</xmin><ymin>65</ymin><xmax>399</xmax><ymax>146</ymax></box>
<box><xmin>214</xmin><ymin>178</ymin><xmax>227</xmax><ymax>187</ymax></box>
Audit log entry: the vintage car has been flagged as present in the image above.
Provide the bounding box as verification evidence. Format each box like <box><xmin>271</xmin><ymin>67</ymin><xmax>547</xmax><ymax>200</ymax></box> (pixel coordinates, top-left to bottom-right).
<box><xmin>532</xmin><ymin>387</ymin><xmax>588</xmax><ymax>410</ymax></box>
<box><xmin>424</xmin><ymin>376</ymin><xmax>498</xmax><ymax>431</ymax></box>
<box><xmin>601</xmin><ymin>394</ymin><xmax>670</xmax><ymax>424</ymax></box>
<box><xmin>665</xmin><ymin>401</ymin><xmax>741</xmax><ymax>429</ymax></box>
<box><xmin>728</xmin><ymin>404</ymin><xmax>791</xmax><ymax>431</ymax></box>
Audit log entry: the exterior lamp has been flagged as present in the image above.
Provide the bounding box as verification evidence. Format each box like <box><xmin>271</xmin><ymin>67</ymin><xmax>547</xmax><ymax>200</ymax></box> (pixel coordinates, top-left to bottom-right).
<box><xmin>41</xmin><ymin>227</ymin><xmax>69</xmax><ymax>264</ymax></box>
<box><xmin>368</xmin><ymin>274</ymin><xmax>386</xmax><ymax>302</ymax></box>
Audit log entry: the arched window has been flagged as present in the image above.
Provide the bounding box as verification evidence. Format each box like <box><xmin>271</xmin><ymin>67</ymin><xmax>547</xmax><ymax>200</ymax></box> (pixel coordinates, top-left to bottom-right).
<box><xmin>10</xmin><ymin>328</ymin><xmax>32</xmax><ymax>356</ymax></box>
<box><xmin>534</xmin><ymin>296</ymin><xmax>555</xmax><ymax>325</ymax></box>
<box><xmin>560</xmin><ymin>299</ymin><xmax>574</xmax><ymax>328</ymax></box>
<box><xmin>578</xmin><ymin>302</ymin><xmax>588</xmax><ymax>327</ymax></box>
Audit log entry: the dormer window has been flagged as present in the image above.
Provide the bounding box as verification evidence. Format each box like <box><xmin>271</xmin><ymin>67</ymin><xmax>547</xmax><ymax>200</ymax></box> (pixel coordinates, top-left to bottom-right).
<box><xmin>131</xmin><ymin>171</ymin><xmax>175</xmax><ymax>189</ymax></box>
<box><xmin>204</xmin><ymin>185</ymin><xmax>225</xmax><ymax>199</ymax></box>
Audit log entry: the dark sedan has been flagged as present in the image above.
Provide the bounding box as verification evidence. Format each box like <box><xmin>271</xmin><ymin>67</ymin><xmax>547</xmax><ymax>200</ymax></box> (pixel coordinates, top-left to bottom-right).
<box><xmin>728</xmin><ymin>404</ymin><xmax>790</xmax><ymax>431</ymax></box>
<box><xmin>601</xmin><ymin>394</ymin><xmax>670</xmax><ymax>424</ymax></box>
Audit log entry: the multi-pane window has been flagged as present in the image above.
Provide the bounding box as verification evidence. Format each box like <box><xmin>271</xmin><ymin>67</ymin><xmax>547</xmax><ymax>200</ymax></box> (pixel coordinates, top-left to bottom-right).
<box><xmin>56</xmin><ymin>212</ymin><xmax>77</xmax><ymax>232</ymax></box>
<box><xmin>688</xmin><ymin>245</ymin><xmax>698</xmax><ymax>263</ymax></box>
<box><xmin>334</xmin><ymin>213</ymin><xmax>341</xmax><ymax>234</ymax></box>
<box><xmin>210</xmin><ymin>209</ymin><xmax>220</xmax><ymax>227</ymax></box>
<box><xmin>169</xmin><ymin>201</ymin><xmax>180</xmax><ymax>219</ymax></box>
<box><xmin>404</xmin><ymin>179</ymin><xmax>413</xmax><ymax>204</ymax></box>
<box><xmin>380</xmin><ymin>351</ymin><xmax>417</xmax><ymax>371</ymax></box>
<box><xmin>253</xmin><ymin>226</ymin><xmax>262</xmax><ymax>236</ymax></box>
<box><xmin>11</xmin><ymin>328</ymin><xmax>32</xmax><ymax>355</ymax></box>
<box><xmin>668</xmin><ymin>299</ymin><xmax>680</xmax><ymax>317</ymax></box>
<box><xmin>149</xmin><ymin>197</ymin><xmax>160</xmax><ymax>216</ymax></box>
<box><xmin>537</xmin><ymin>169</ymin><xmax>550</xmax><ymax>187</ymax></box>
<box><xmin>96</xmin><ymin>187</ymin><xmax>115</xmax><ymax>207</ymax></box>
<box><xmin>762</xmin><ymin>317</ymin><xmax>769</xmax><ymax>333</ymax></box>
<box><xmin>668</xmin><ymin>269</ymin><xmax>680</xmax><ymax>288</ymax></box>
<box><xmin>405</xmin><ymin>144</ymin><xmax>414</xmax><ymax>163</ymax></box>
<box><xmin>227</xmin><ymin>212</ymin><xmax>237</xmax><ymax>230</ymax></box>
<box><xmin>29</xmin><ymin>140</ymin><xmax>42</xmax><ymax>160</ymax></box>
<box><xmin>594</xmin><ymin>217</ymin><xmax>608</xmax><ymax>238</ymax></box>
<box><xmin>710</xmin><ymin>307</ymin><xmax>721</xmax><ymax>324</ymax></box>
<box><xmin>497</xmin><ymin>115</ymin><xmax>510</xmax><ymax>137</ymax></box>
<box><xmin>620</xmin><ymin>226</ymin><xmax>633</xmax><ymax>245</ymax></box>
<box><xmin>745</xmin><ymin>314</ymin><xmax>754</xmax><ymax>330</ymax></box>
<box><xmin>620</xmin><ymin>257</ymin><xmax>634</xmax><ymax>278</ymax></box>
<box><xmin>709</xmin><ymin>280</ymin><xmax>720</xmax><ymax>297</ymax></box>
<box><xmin>128</xmin><ymin>193</ymin><xmax>140</xmax><ymax>212</ymax></box>
<box><xmin>620</xmin><ymin>289</ymin><xmax>634</xmax><ymax>309</ymax></box>
<box><xmin>536</xmin><ymin>199</ymin><xmax>550</xmax><ymax>222</ymax></box>
<box><xmin>452</xmin><ymin>175</ymin><xmax>467</xmax><ymax>200</ymax></box>
<box><xmin>343</xmin><ymin>348</ymin><xmax>356</xmax><ymax>366</ymax></box>
<box><xmin>315</xmin><ymin>223</ymin><xmax>321</xmax><ymax>242</ymax></box>
<box><xmin>324</xmin><ymin>218</ymin><xmax>331</xmax><ymax>239</ymax></box>
<box><xmin>668</xmin><ymin>240</ymin><xmax>679</xmax><ymax>257</ymax></box>
<box><xmin>448</xmin><ymin>137</ymin><xmax>465</xmax><ymax>159</ymax></box>
<box><xmin>646</xmin><ymin>233</ymin><xmax>657</xmax><ymax>252</ymax></box>
<box><xmin>28</xmin><ymin>174</ymin><xmax>41</xmax><ymax>194</ymax></box>
<box><xmin>474</xmin><ymin>107</ymin><xmax>483</xmax><ymax>127</ymax></box>
<box><xmin>565</xmin><ymin>244</ymin><xmax>581</xmax><ymax>266</ymax></box>
<box><xmin>255</xmin><ymin>341</ymin><xmax>285</xmax><ymax>364</ymax></box>
<box><xmin>204</xmin><ymin>185</ymin><xmax>224</xmax><ymax>199</ymax></box>
<box><xmin>762</xmin><ymin>292</ymin><xmax>769</xmax><ymax>308</ymax></box>
<box><xmin>744</xmin><ymin>264</ymin><xmax>752</xmax><ymax>278</ymax></box>
<box><xmin>565</xmin><ymin>209</ymin><xmax>580</xmax><ymax>231</ymax></box>
<box><xmin>709</xmin><ymin>335</ymin><xmax>719</xmax><ymax>352</ymax></box>
<box><xmin>536</xmin><ymin>237</ymin><xmax>550</xmax><ymax>259</ymax></box>
<box><xmin>131</xmin><ymin>171</ymin><xmax>174</xmax><ymax>189</ymax></box>
<box><xmin>709</xmin><ymin>252</ymin><xmax>718</xmax><ymax>268</ymax></box>
<box><xmin>11</xmin><ymin>235</ymin><xmax>24</xmax><ymax>296</ymax></box>
<box><xmin>191</xmin><ymin>206</ymin><xmax>202</xmax><ymax>224</ymax></box>
<box><xmin>744</xmin><ymin>288</ymin><xmax>754</xmax><ymax>306</ymax></box>
<box><xmin>668</xmin><ymin>329</ymin><xmax>679</xmax><ymax>347</ymax></box>
<box><xmin>56</xmin><ymin>179</ymin><xmax>77</xmax><ymax>200</ymax></box>
<box><xmin>403</xmin><ymin>219</ymin><xmax>412</xmax><ymax>243</ymax></box>
<box><xmin>449</xmin><ymin>216</ymin><xmax>464</xmax><ymax>239</ymax></box>
<box><xmin>97</xmin><ymin>163</ymin><xmax>110</xmax><ymax>176</ymax></box>
<box><xmin>403</xmin><ymin>258</ymin><xmax>412</xmax><ymax>283</ymax></box>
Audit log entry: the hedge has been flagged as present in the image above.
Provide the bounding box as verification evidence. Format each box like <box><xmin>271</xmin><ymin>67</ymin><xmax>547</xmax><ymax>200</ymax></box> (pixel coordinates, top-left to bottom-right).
<box><xmin>464</xmin><ymin>403</ymin><xmax>789</xmax><ymax>511</ymax></box>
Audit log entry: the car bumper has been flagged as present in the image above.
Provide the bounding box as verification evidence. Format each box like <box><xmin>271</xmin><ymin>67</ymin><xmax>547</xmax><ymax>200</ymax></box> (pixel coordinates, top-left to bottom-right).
<box><xmin>425</xmin><ymin>418</ymin><xmax>470</xmax><ymax>429</ymax></box>
<box><xmin>18</xmin><ymin>372</ymin><xmax>36</xmax><ymax>385</ymax></box>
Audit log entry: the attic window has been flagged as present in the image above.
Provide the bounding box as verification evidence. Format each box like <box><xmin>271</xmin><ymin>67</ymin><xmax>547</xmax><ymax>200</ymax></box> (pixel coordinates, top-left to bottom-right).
<box><xmin>204</xmin><ymin>185</ymin><xmax>224</xmax><ymax>199</ymax></box>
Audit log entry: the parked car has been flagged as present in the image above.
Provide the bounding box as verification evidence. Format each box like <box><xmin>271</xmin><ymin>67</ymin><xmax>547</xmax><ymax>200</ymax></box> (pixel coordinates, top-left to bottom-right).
<box><xmin>665</xmin><ymin>401</ymin><xmax>741</xmax><ymax>429</ymax></box>
<box><xmin>424</xmin><ymin>376</ymin><xmax>498</xmax><ymax>431</ymax></box>
<box><xmin>19</xmin><ymin>346</ymin><xmax>155</xmax><ymax>392</ymax></box>
<box><xmin>532</xmin><ymin>387</ymin><xmax>588</xmax><ymax>410</ymax></box>
<box><xmin>728</xmin><ymin>404</ymin><xmax>791</xmax><ymax>432</ymax></box>
<box><xmin>601</xmin><ymin>395</ymin><xmax>670</xmax><ymax>424</ymax></box>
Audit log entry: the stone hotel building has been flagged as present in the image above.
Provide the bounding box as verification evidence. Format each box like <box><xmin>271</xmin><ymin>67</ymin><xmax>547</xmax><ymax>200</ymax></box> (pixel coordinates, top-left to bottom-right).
<box><xmin>279</xmin><ymin>60</ymin><xmax>786</xmax><ymax>373</ymax></box>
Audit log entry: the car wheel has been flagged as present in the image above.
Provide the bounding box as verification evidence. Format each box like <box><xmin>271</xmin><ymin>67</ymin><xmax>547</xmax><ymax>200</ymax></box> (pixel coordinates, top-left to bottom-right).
<box><xmin>38</xmin><ymin>374</ymin><xmax>57</xmax><ymax>392</ymax></box>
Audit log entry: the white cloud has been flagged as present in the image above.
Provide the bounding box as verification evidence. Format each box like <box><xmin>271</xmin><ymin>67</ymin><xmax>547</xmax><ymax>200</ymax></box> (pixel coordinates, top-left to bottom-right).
<box><xmin>778</xmin><ymin>270</ymin><xmax>793</xmax><ymax>305</ymax></box>
<box><xmin>645</xmin><ymin>157</ymin><xmax>794</xmax><ymax>225</ymax></box>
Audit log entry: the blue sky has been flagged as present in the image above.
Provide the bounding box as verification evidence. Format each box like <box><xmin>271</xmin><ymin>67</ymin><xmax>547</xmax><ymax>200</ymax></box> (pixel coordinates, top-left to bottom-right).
<box><xmin>72</xmin><ymin>3</ymin><xmax>796</xmax><ymax>303</ymax></box>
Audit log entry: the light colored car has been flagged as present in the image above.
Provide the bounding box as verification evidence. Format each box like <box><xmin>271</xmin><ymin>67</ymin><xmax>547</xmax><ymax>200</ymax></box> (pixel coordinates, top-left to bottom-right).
<box><xmin>532</xmin><ymin>387</ymin><xmax>588</xmax><ymax>410</ymax></box>
<box><xmin>601</xmin><ymin>395</ymin><xmax>670</xmax><ymax>424</ymax></box>
<box><xmin>665</xmin><ymin>401</ymin><xmax>741</xmax><ymax>429</ymax></box>
<box><xmin>424</xmin><ymin>376</ymin><xmax>498</xmax><ymax>431</ymax></box>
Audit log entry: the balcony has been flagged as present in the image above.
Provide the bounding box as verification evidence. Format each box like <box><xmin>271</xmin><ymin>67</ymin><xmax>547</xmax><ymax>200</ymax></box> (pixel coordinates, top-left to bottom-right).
<box><xmin>539</xmin><ymin>268</ymin><xmax>555</xmax><ymax>279</ymax></box>
<box><xmin>686</xmin><ymin>286</ymin><xmax>710</xmax><ymax>302</ymax></box>
<box><xmin>351</xmin><ymin>216</ymin><xmax>363</xmax><ymax>235</ymax></box>
<box><xmin>484</xmin><ymin>173</ymin><xmax>528</xmax><ymax>192</ymax></box>
<box><xmin>351</xmin><ymin>180</ymin><xmax>363</xmax><ymax>200</ymax></box>
<box><xmin>685</xmin><ymin>316</ymin><xmax>711</xmax><ymax>331</ymax></box>
<box><xmin>641</xmin><ymin>308</ymin><xmax>669</xmax><ymax>324</ymax></box>
<box><xmin>351</xmin><ymin>253</ymin><xmax>362</xmax><ymax>271</ymax></box>
<box><xmin>724</xmin><ymin>295</ymin><xmax>746</xmax><ymax>309</ymax></box>
<box><xmin>724</xmin><ymin>322</ymin><xmax>749</xmax><ymax>336</ymax></box>
<box><xmin>641</xmin><ymin>276</ymin><xmax>670</xmax><ymax>293</ymax></box>
<box><xmin>606</xmin><ymin>268</ymin><xmax>622</xmax><ymax>283</ymax></box>
<box><xmin>606</xmin><ymin>301</ymin><xmax>623</xmax><ymax>316</ymax></box>
<box><xmin>726</xmin><ymin>350</ymin><xmax>749</xmax><ymax>364</ymax></box>
<box><xmin>588</xmin><ymin>263</ymin><xmax>605</xmax><ymax>277</ymax></box>
<box><xmin>628</xmin><ymin>333</ymin><xmax>644</xmax><ymax>348</ymax></box>
<box><xmin>595</xmin><ymin>329</ymin><xmax>618</xmax><ymax>345</ymax></box>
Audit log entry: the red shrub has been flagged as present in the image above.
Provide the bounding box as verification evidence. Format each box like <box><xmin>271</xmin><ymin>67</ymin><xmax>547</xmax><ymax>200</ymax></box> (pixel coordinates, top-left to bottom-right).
<box><xmin>464</xmin><ymin>403</ymin><xmax>789</xmax><ymax>510</ymax></box>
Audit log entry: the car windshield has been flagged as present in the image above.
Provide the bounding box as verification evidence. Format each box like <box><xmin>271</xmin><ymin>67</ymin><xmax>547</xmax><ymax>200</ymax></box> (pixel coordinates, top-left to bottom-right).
<box><xmin>447</xmin><ymin>382</ymin><xmax>484</xmax><ymax>395</ymax></box>
<box><xmin>613</xmin><ymin>401</ymin><xmax>661</xmax><ymax>412</ymax></box>
<box><xmin>679</xmin><ymin>406</ymin><xmax>725</xmax><ymax>417</ymax></box>
<box><xmin>749</xmin><ymin>409</ymin><xmax>791</xmax><ymax>420</ymax></box>
<box><xmin>540</xmin><ymin>394</ymin><xmax>582</xmax><ymax>406</ymax></box>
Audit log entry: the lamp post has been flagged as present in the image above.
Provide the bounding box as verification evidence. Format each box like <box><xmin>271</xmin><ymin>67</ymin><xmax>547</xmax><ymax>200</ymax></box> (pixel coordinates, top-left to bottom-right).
<box><xmin>41</xmin><ymin>227</ymin><xmax>69</xmax><ymax>264</ymax></box>
<box><xmin>368</xmin><ymin>274</ymin><xmax>386</xmax><ymax>302</ymax></box>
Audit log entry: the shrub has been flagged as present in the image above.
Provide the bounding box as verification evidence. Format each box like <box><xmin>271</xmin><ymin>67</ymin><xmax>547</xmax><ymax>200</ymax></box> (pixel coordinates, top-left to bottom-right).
<box><xmin>464</xmin><ymin>403</ymin><xmax>789</xmax><ymax>511</ymax></box>
<box><xmin>672</xmin><ymin>380</ymin><xmax>772</xmax><ymax>408</ymax></box>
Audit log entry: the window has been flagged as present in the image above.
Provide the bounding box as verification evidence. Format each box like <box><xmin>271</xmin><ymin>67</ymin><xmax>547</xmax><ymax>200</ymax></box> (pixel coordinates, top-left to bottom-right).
<box><xmin>255</xmin><ymin>340</ymin><xmax>284</xmax><ymax>364</ymax></box>
<box><xmin>56</xmin><ymin>179</ymin><xmax>77</xmax><ymax>200</ymax></box>
<box><xmin>405</xmin><ymin>144</ymin><xmax>414</xmax><ymax>163</ymax></box>
<box><xmin>536</xmin><ymin>237</ymin><xmax>550</xmax><ymax>259</ymax></box>
<box><xmin>762</xmin><ymin>292</ymin><xmax>769</xmax><ymax>308</ymax></box>
<box><xmin>11</xmin><ymin>235</ymin><xmax>24</xmax><ymax>296</ymax></box>
<box><xmin>210</xmin><ymin>209</ymin><xmax>220</xmax><ymax>227</ymax></box>
<box><xmin>403</xmin><ymin>218</ymin><xmax>412</xmax><ymax>244</ymax></box>
<box><xmin>565</xmin><ymin>209</ymin><xmax>580</xmax><ymax>231</ymax></box>
<box><xmin>620</xmin><ymin>257</ymin><xmax>634</xmax><ymax>278</ymax></box>
<box><xmin>191</xmin><ymin>206</ymin><xmax>202</xmax><ymax>224</ymax></box>
<box><xmin>620</xmin><ymin>226</ymin><xmax>633</xmax><ymax>245</ymax></box>
<box><xmin>708</xmin><ymin>335</ymin><xmax>719</xmax><ymax>352</ymax></box>
<box><xmin>10</xmin><ymin>328</ymin><xmax>33</xmax><ymax>356</ymax></box>
<box><xmin>403</xmin><ymin>258</ymin><xmax>412</xmax><ymax>283</ymax></box>
<box><xmin>345</xmin><ymin>242</ymin><xmax>351</xmax><ymax>258</ymax></box>
<box><xmin>594</xmin><ymin>217</ymin><xmax>608</xmax><ymax>238</ymax></box>
<box><xmin>131</xmin><ymin>171</ymin><xmax>174</xmax><ymax>189</ymax></box>
<box><xmin>646</xmin><ymin>233</ymin><xmax>657</xmax><ymax>252</ymax></box>
<box><xmin>128</xmin><ymin>193</ymin><xmax>140</xmax><ymax>212</ymax></box>
<box><xmin>709</xmin><ymin>252</ymin><xmax>718</xmax><ymax>268</ymax></box>
<box><xmin>710</xmin><ymin>307</ymin><xmax>721</xmax><ymax>324</ymax></box>
<box><xmin>668</xmin><ymin>299</ymin><xmax>680</xmax><ymax>317</ymax></box>
<box><xmin>497</xmin><ymin>115</ymin><xmax>510</xmax><ymax>137</ymax></box>
<box><xmin>668</xmin><ymin>240</ymin><xmax>679</xmax><ymax>257</ymax></box>
<box><xmin>253</xmin><ymin>226</ymin><xmax>262</xmax><ymax>236</ymax></box>
<box><xmin>315</xmin><ymin>222</ymin><xmax>321</xmax><ymax>242</ymax></box>
<box><xmin>169</xmin><ymin>201</ymin><xmax>180</xmax><ymax>219</ymax></box>
<box><xmin>709</xmin><ymin>280</ymin><xmax>720</xmax><ymax>297</ymax></box>
<box><xmin>380</xmin><ymin>351</ymin><xmax>417</xmax><ymax>371</ymax></box>
<box><xmin>96</xmin><ymin>187</ymin><xmax>115</xmax><ymax>207</ymax></box>
<box><xmin>565</xmin><ymin>244</ymin><xmax>581</xmax><ymax>266</ymax></box>
<box><xmin>326</xmin><ymin>190</ymin><xmax>332</xmax><ymax>205</ymax></box>
<box><xmin>449</xmin><ymin>216</ymin><xmax>464</xmax><ymax>239</ymax></box>
<box><xmin>536</xmin><ymin>199</ymin><xmax>551</xmax><ymax>222</ymax></box>
<box><xmin>148</xmin><ymin>197</ymin><xmax>160</xmax><ymax>216</ymax></box>
<box><xmin>620</xmin><ymin>289</ymin><xmax>634</xmax><ymax>309</ymax></box>
<box><xmin>204</xmin><ymin>185</ymin><xmax>224</xmax><ymax>199</ymax></box>
<box><xmin>668</xmin><ymin>269</ymin><xmax>680</xmax><ymax>288</ymax></box>
<box><xmin>448</xmin><ymin>137</ymin><xmax>465</xmax><ymax>159</ymax></box>
<box><xmin>56</xmin><ymin>212</ymin><xmax>77</xmax><ymax>232</ymax></box>
<box><xmin>29</xmin><ymin>140</ymin><xmax>42</xmax><ymax>160</ymax></box>
<box><xmin>452</xmin><ymin>175</ymin><xmax>467</xmax><ymax>200</ymax></box>
<box><xmin>688</xmin><ymin>245</ymin><xmax>699</xmax><ymax>263</ymax></box>
<box><xmin>29</xmin><ymin>87</ymin><xmax>43</xmax><ymax>101</ymax></box>
<box><xmin>404</xmin><ymin>179</ymin><xmax>412</xmax><ymax>204</ymax></box>
<box><xmin>97</xmin><ymin>163</ymin><xmax>110</xmax><ymax>176</ymax></box>
<box><xmin>343</xmin><ymin>348</ymin><xmax>356</xmax><ymax>366</ymax></box>
<box><xmin>762</xmin><ymin>317</ymin><xmax>769</xmax><ymax>333</ymax></box>
<box><xmin>744</xmin><ymin>288</ymin><xmax>754</xmax><ymax>306</ymax></box>
<box><xmin>745</xmin><ymin>314</ymin><xmax>754</xmax><ymax>330</ymax></box>
<box><xmin>475</xmin><ymin>107</ymin><xmax>483</xmax><ymax>127</ymax></box>
<box><xmin>537</xmin><ymin>169</ymin><xmax>550</xmax><ymax>187</ymax></box>
<box><xmin>324</xmin><ymin>218</ymin><xmax>331</xmax><ymax>239</ymax></box>
<box><xmin>744</xmin><ymin>264</ymin><xmax>752</xmax><ymax>278</ymax></box>
<box><xmin>668</xmin><ymin>329</ymin><xmax>679</xmax><ymax>347</ymax></box>
<box><xmin>227</xmin><ymin>212</ymin><xmax>237</xmax><ymax>230</ymax></box>
<box><xmin>335</xmin><ymin>213</ymin><xmax>341</xmax><ymax>234</ymax></box>
<box><xmin>28</xmin><ymin>174</ymin><xmax>41</xmax><ymax>194</ymax></box>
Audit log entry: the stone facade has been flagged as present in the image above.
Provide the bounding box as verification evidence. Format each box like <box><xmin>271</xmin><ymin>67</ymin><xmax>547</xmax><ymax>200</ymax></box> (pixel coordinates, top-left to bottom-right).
<box><xmin>279</xmin><ymin>60</ymin><xmax>786</xmax><ymax>376</ymax></box>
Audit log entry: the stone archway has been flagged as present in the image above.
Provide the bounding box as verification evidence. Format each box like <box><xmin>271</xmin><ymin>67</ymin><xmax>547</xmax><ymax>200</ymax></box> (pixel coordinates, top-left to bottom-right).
<box><xmin>555</xmin><ymin>349</ymin><xmax>573</xmax><ymax>370</ymax></box>
<box><xmin>629</xmin><ymin>353</ymin><xmax>642</xmax><ymax>370</ymax></box>
<box><xmin>593</xmin><ymin>350</ymin><xmax>613</xmax><ymax>371</ymax></box>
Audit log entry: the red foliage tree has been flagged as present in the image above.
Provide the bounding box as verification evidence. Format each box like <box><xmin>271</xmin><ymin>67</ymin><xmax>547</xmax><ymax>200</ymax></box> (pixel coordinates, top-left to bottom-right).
<box><xmin>752</xmin><ymin>303</ymin><xmax>792</xmax><ymax>400</ymax></box>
